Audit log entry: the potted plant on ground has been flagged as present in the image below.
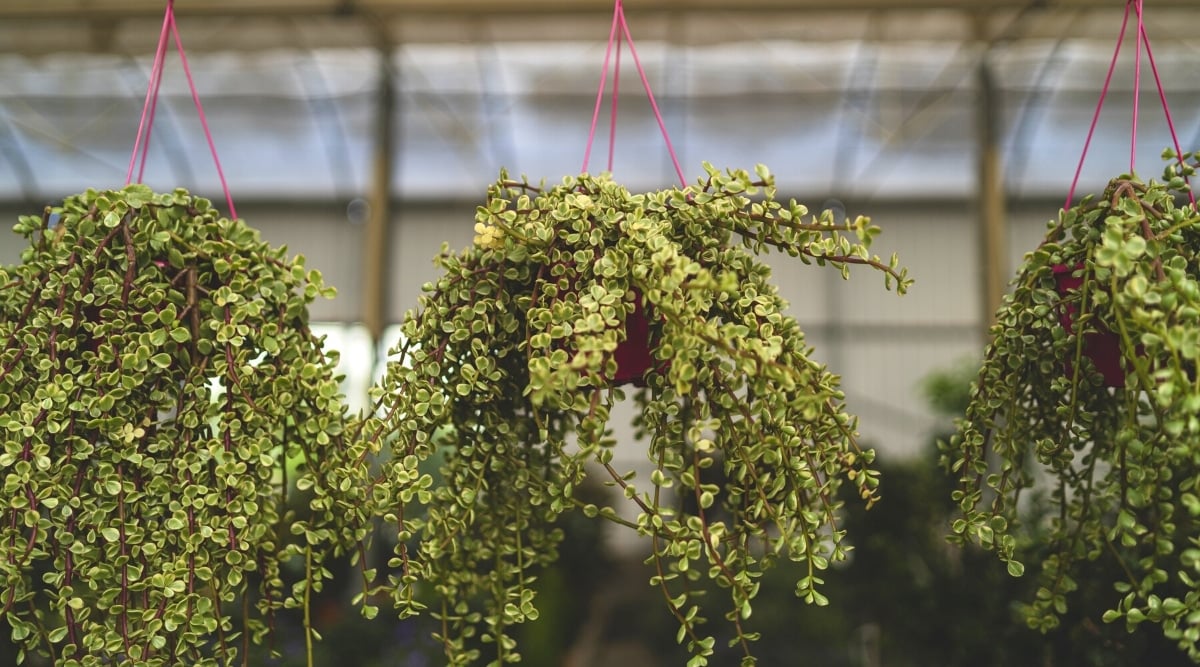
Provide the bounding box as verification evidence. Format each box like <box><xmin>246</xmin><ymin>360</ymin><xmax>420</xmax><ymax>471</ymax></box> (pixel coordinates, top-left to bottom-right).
<box><xmin>941</xmin><ymin>150</ymin><xmax>1200</xmax><ymax>660</ymax></box>
<box><xmin>361</xmin><ymin>163</ymin><xmax>911</xmax><ymax>665</ymax></box>
<box><xmin>0</xmin><ymin>185</ymin><xmax>375</xmax><ymax>665</ymax></box>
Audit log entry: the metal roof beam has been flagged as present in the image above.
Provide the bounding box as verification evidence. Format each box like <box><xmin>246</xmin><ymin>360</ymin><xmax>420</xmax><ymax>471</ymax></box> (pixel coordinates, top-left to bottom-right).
<box><xmin>2</xmin><ymin>0</ymin><xmax>1198</xmax><ymax>20</ymax></box>
<box><xmin>5</xmin><ymin>10</ymin><xmax>1199</xmax><ymax>57</ymax></box>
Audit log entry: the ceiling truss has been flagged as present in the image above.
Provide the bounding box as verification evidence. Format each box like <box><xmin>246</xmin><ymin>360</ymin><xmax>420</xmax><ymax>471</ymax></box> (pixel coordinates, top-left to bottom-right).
<box><xmin>2</xmin><ymin>1</ymin><xmax>1198</xmax><ymax>56</ymax></box>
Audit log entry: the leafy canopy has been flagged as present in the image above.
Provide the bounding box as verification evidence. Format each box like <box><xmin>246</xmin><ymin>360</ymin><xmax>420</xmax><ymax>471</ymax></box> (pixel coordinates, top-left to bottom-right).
<box><xmin>363</xmin><ymin>164</ymin><xmax>910</xmax><ymax>666</ymax></box>
<box><xmin>942</xmin><ymin>151</ymin><xmax>1200</xmax><ymax>661</ymax></box>
<box><xmin>0</xmin><ymin>185</ymin><xmax>372</xmax><ymax>666</ymax></box>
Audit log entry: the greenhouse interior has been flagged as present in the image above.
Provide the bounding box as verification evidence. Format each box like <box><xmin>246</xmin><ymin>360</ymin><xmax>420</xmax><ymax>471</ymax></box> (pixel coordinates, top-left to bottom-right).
<box><xmin>4</xmin><ymin>1</ymin><xmax>1200</xmax><ymax>665</ymax></box>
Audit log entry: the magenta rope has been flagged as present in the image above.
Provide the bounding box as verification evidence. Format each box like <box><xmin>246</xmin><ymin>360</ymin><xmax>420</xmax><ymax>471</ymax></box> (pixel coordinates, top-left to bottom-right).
<box><xmin>607</xmin><ymin>27</ymin><xmax>622</xmax><ymax>172</ymax></box>
<box><xmin>1064</xmin><ymin>0</ymin><xmax>1131</xmax><ymax>209</ymax></box>
<box><xmin>1138</xmin><ymin>11</ymin><xmax>1195</xmax><ymax>204</ymax></box>
<box><xmin>125</xmin><ymin>3</ymin><xmax>172</xmax><ymax>186</ymax></box>
<box><xmin>136</xmin><ymin>35</ymin><xmax>170</xmax><ymax>184</ymax></box>
<box><xmin>617</xmin><ymin>7</ymin><xmax>687</xmax><ymax>187</ymax></box>
<box><xmin>581</xmin><ymin>2</ymin><xmax>623</xmax><ymax>174</ymax></box>
<box><xmin>1130</xmin><ymin>0</ymin><xmax>1143</xmax><ymax>175</ymax></box>
<box><xmin>169</xmin><ymin>15</ymin><xmax>237</xmax><ymax>219</ymax></box>
<box><xmin>125</xmin><ymin>0</ymin><xmax>237</xmax><ymax>219</ymax></box>
<box><xmin>1065</xmin><ymin>0</ymin><xmax>1192</xmax><ymax>209</ymax></box>
<box><xmin>582</xmin><ymin>0</ymin><xmax>686</xmax><ymax>187</ymax></box>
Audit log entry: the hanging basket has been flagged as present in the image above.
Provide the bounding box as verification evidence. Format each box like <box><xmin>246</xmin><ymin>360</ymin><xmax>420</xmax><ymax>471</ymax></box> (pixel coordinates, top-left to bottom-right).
<box><xmin>0</xmin><ymin>4</ymin><xmax>375</xmax><ymax>663</ymax></box>
<box><xmin>943</xmin><ymin>161</ymin><xmax>1200</xmax><ymax>659</ymax></box>
<box><xmin>368</xmin><ymin>165</ymin><xmax>912</xmax><ymax>666</ymax></box>
<box><xmin>0</xmin><ymin>185</ymin><xmax>371</xmax><ymax>665</ymax></box>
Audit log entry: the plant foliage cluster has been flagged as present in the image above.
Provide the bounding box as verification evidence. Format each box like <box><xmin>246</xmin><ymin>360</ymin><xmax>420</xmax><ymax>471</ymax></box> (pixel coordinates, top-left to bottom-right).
<box><xmin>0</xmin><ymin>186</ymin><xmax>372</xmax><ymax>666</ymax></box>
<box><xmin>942</xmin><ymin>151</ymin><xmax>1200</xmax><ymax>658</ymax></box>
<box><xmin>361</xmin><ymin>164</ymin><xmax>910</xmax><ymax>666</ymax></box>
<box><xmin>1</xmin><ymin>165</ymin><xmax>913</xmax><ymax>667</ymax></box>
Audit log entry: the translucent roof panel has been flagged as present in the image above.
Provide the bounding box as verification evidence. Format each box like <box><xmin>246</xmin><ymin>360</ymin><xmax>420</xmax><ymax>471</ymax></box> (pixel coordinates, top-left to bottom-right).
<box><xmin>2</xmin><ymin>34</ymin><xmax>1200</xmax><ymax>204</ymax></box>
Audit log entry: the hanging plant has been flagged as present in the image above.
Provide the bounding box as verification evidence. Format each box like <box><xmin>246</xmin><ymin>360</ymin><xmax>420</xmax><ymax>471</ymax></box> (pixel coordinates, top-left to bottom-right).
<box><xmin>0</xmin><ymin>185</ymin><xmax>374</xmax><ymax>665</ymax></box>
<box><xmin>363</xmin><ymin>163</ymin><xmax>911</xmax><ymax>665</ymax></box>
<box><xmin>941</xmin><ymin>151</ymin><xmax>1200</xmax><ymax>658</ymax></box>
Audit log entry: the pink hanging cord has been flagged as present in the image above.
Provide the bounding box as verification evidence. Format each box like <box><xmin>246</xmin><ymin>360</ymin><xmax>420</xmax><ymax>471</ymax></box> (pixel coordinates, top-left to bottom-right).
<box><xmin>581</xmin><ymin>2</ymin><xmax>622</xmax><ymax>175</ymax></box>
<box><xmin>1065</xmin><ymin>0</ymin><xmax>1192</xmax><ymax>209</ymax></box>
<box><xmin>170</xmin><ymin>14</ymin><xmax>237</xmax><ymax>219</ymax></box>
<box><xmin>1136</xmin><ymin>4</ymin><xmax>1195</xmax><ymax>205</ymax></box>
<box><xmin>126</xmin><ymin>0</ymin><xmax>237</xmax><ymax>219</ymax></box>
<box><xmin>607</xmin><ymin>27</ymin><xmax>622</xmax><ymax>173</ymax></box>
<box><xmin>1130</xmin><ymin>0</ymin><xmax>1143</xmax><ymax>175</ymax></box>
<box><xmin>582</xmin><ymin>0</ymin><xmax>687</xmax><ymax>187</ymax></box>
<box><xmin>1063</xmin><ymin>1</ymin><xmax>1130</xmax><ymax>209</ymax></box>
<box><xmin>126</xmin><ymin>4</ymin><xmax>172</xmax><ymax>187</ymax></box>
<box><xmin>617</xmin><ymin>7</ymin><xmax>686</xmax><ymax>187</ymax></box>
<box><xmin>136</xmin><ymin>42</ymin><xmax>170</xmax><ymax>185</ymax></box>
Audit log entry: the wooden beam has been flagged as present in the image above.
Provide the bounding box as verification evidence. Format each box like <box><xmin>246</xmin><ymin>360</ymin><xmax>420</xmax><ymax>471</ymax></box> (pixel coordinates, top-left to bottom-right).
<box><xmin>362</xmin><ymin>34</ymin><xmax>395</xmax><ymax>344</ymax></box>
<box><xmin>974</xmin><ymin>37</ymin><xmax>1008</xmax><ymax>341</ymax></box>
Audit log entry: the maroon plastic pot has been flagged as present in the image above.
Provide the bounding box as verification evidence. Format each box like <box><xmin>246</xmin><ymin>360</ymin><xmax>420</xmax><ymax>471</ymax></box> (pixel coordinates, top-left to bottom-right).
<box><xmin>611</xmin><ymin>292</ymin><xmax>657</xmax><ymax>387</ymax></box>
<box><xmin>1051</xmin><ymin>263</ymin><xmax>1126</xmax><ymax>388</ymax></box>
